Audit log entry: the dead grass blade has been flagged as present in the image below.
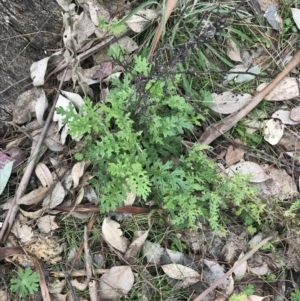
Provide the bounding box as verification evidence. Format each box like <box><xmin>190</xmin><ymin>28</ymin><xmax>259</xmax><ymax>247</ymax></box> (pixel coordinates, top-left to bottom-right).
<box><xmin>147</xmin><ymin>0</ymin><xmax>179</xmax><ymax>61</ymax></box>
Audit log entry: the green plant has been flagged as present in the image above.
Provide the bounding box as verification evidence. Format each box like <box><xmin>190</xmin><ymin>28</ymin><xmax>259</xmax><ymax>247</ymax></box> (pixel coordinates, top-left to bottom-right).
<box><xmin>10</xmin><ymin>267</ymin><xmax>39</xmax><ymax>298</ymax></box>
<box><xmin>263</xmin><ymin>273</ymin><xmax>276</xmax><ymax>281</ymax></box>
<box><xmin>57</xmin><ymin>50</ymin><xmax>264</xmax><ymax>229</ymax></box>
<box><xmin>229</xmin><ymin>292</ymin><xmax>248</xmax><ymax>301</ymax></box>
<box><xmin>229</xmin><ymin>284</ymin><xmax>255</xmax><ymax>301</ymax></box>
<box><xmin>291</xmin><ymin>290</ymin><xmax>300</xmax><ymax>301</ymax></box>
<box><xmin>243</xmin><ymin>284</ymin><xmax>255</xmax><ymax>295</ymax></box>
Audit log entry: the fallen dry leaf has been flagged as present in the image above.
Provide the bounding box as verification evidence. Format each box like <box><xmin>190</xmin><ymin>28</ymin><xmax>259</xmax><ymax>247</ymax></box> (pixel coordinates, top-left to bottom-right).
<box><xmin>44</xmin><ymin>136</ymin><xmax>65</xmax><ymax>152</ymax></box>
<box><xmin>72</xmin><ymin>161</ymin><xmax>89</xmax><ymax>188</ymax></box>
<box><xmin>225</xmin><ymin>144</ymin><xmax>245</xmax><ymax>166</ymax></box>
<box><xmin>102</xmin><ymin>218</ymin><xmax>129</xmax><ymax>253</ymax></box>
<box><xmin>203</xmin><ymin>259</ymin><xmax>230</xmax><ymax>289</ymax></box>
<box><xmin>214</xmin><ymin>276</ymin><xmax>234</xmax><ymax>301</ymax></box>
<box><xmin>241</xmin><ymin>50</ymin><xmax>254</xmax><ymax>67</ymax></box>
<box><xmin>248</xmin><ymin>233</ymin><xmax>263</xmax><ymax>248</ymax></box>
<box><xmin>272</xmin><ymin>109</ymin><xmax>300</xmax><ymax>125</ymax></box>
<box><xmin>253</xmin><ymin>178</ymin><xmax>282</xmax><ymax>197</ymax></box>
<box><xmin>263</xmin><ymin>119</ymin><xmax>284</xmax><ymax>145</ymax></box>
<box><xmin>75</xmin><ymin>187</ymin><xmax>85</xmax><ymax>205</ymax></box>
<box><xmin>233</xmin><ymin>253</ymin><xmax>247</xmax><ymax>280</ymax></box>
<box><xmin>17</xmin><ymin>186</ymin><xmax>49</xmax><ymax>205</ymax></box>
<box><xmin>70</xmin><ymin>279</ymin><xmax>88</xmax><ymax>291</ymax></box>
<box><xmin>162</xmin><ymin>263</ymin><xmax>200</xmax><ymax>280</ymax></box>
<box><xmin>143</xmin><ymin>240</ymin><xmax>164</xmax><ymax>264</ymax></box>
<box><xmin>166</xmin><ymin>249</ymin><xmax>186</xmax><ymax>263</ymax></box>
<box><xmin>264</xmin><ymin>4</ymin><xmax>282</xmax><ymax>30</ymax></box>
<box><xmin>257</xmin><ymin>77</ymin><xmax>300</xmax><ymax>101</ymax></box>
<box><xmin>35</xmin><ymin>89</ymin><xmax>48</xmax><ymax>124</ymax></box>
<box><xmin>199</xmin><ymin>51</ymin><xmax>300</xmax><ymax>145</ymax></box>
<box><xmin>37</xmin><ymin>215</ymin><xmax>59</xmax><ymax>233</ymax></box>
<box><xmin>124</xmin><ymin>230</ymin><xmax>148</xmax><ymax>264</ymax></box>
<box><xmin>13</xmin><ymin>87</ymin><xmax>45</xmax><ymax>124</ymax></box>
<box><xmin>292</xmin><ymin>8</ymin><xmax>300</xmax><ymax>30</ymax></box>
<box><xmin>53</xmin><ymin>94</ymin><xmax>77</xmax><ymax>132</ymax></box>
<box><xmin>6</xmin><ymin>147</ymin><xmax>28</xmax><ymax>169</ymax></box>
<box><xmin>11</xmin><ymin>218</ymin><xmax>34</xmax><ymax>243</ymax></box>
<box><xmin>19</xmin><ymin>207</ymin><xmax>47</xmax><ymax>219</ymax></box>
<box><xmin>210</xmin><ymin>92</ymin><xmax>252</xmax><ymax>114</ymax></box>
<box><xmin>114</xmin><ymin>36</ymin><xmax>138</xmax><ymax>53</ymax></box>
<box><xmin>225</xmin><ymin>65</ymin><xmax>260</xmax><ymax>83</ymax></box>
<box><xmin>0</xmin><ymin>156</ymin><xmax>13</xmax><ymax>196</ymax></box>
<box><xmin>61</xmin><ymin>90</ymin><xmax>85</xmax><ymax>108</ymax></box>
<box><xmin>226</xmin><ymin>38</ymin><xmax>242</xmax><ymax>62</ymax></box>
<box><xmin>257</xmin><ymin>0</ymin><xmax>279</xmax><ymax>11</ymax></box>
<box><xmin>35</xmin><ymin>163</ymin><xmax>53</xmax><ymax>188</ymax></box>
<box><xmin>42</xmin><ymin>181</ymin><xmax>66</xmax><ymax>209</ymax></box>
<box><xmin>30</xmin><ymin>52</ymin><xmax>61</xmax><ymax>86</ymax></box>
<box><xmin>277</xmin><ymin>132</ymin><xmax>300</xmax><ymax>151</ymax></box>
<box><xmin>83</xmin><ymin>63</ymin><xmax>113</xmax><ymax>85</ymax></box>
<box><xmin>123</xmin><ymin>190</ymin><xmax>136</xmax><ymax>206</ymax></box>
<box><xmin>226</xmin><ymin>162</ymin><xmax>270</xmax><ymax>183</ymax></box>
<box><xmin>125</xmin><ymin>9</ymin><xmax>158</xmax><ymax>33</ymax></box>
<box><xmin>266</xmin><ymin>166</ymin><xmax>298</xmax><ymax>200</ymax></box>
<box><xmin>250</xmin><ymin>263</ymin><xmax>270</xmax><ymax>276</ymax></box>
<box><xmin>290</xmin><ymin>106</ymin><xmax>300</xmax><ymax>122</ymax></box>
<box><xmin>175</xmin><ymin>276</ymin><xmax>202</xmax><ymax>289</ymax></box>
<box><xmin>0</xmin><ymin>290</ymin><xmax>9</xmax><ymax>301</ymax></box>
<box><xmin>48</xmin><ymin>279</ymin><xmax>66</xmax><ymax>294</ymax></box>
<box><xmin>56</xmin><ymin>0</ymin><xmax>71</xmax><ymax>11</ymax></box>
<box><xmin>85</xmin><ymin>0</ymin><xmax>110</xmax><ymax>25</ymax></box>
<box><xmin>99</xmin><ymin>266</ymin><xmax>134</xmax><ymax>300</ymax></box>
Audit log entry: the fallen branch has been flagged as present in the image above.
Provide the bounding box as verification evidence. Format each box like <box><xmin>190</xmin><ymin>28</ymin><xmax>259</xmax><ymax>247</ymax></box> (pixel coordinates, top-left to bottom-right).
<box><xmin>0</xmin><ymin>69</ymin><xmax>68</xmax><ymax>244</ymax></box>
<box><xmin>199</xmin><ymin>50</ymin><xmax>300</xmax><ymax>145</ymax></box>
<box><xmin>193</xmin><ymin>236</ymin><xmax>273</xmax><ymax>301</ymax></box>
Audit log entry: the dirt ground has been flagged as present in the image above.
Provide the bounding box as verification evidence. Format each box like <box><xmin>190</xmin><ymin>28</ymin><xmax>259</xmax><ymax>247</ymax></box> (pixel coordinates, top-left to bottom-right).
<box><xmin>0</xmin><ymin>0</ymin><xmax>62</xmax><ymax>133</ymax></box>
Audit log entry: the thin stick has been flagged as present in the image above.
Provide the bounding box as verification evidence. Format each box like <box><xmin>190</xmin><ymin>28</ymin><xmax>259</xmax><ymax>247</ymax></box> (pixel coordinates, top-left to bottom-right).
<box><xmin>0</xmin><ymin>68</ymin><xmax>68</xmax><ymax>244</ymax></box>
<box><xmin>193</xmin><ymin>236</ymin><xmax>273</xmax><ymax>301</ymax></box>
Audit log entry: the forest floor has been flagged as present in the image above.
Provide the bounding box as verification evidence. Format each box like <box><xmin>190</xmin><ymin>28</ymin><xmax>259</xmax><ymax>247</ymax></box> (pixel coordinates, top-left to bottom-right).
<box><xmin>1</xmin><ymin>0</ymin><xmax>300</xmax><ymax>300</ymax></box>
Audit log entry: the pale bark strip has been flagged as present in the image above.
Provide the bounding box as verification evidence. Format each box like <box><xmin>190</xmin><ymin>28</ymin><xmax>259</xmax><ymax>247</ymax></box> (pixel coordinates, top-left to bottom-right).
<box><xmin>199</xmin><ymin>50</ymin><xmax>300</xmax><ymax>145</ymax></box>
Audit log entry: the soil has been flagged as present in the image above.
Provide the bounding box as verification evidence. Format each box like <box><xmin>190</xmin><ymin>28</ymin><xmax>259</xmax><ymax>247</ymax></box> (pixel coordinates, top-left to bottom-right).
<box><xmin>0</xmin><ymin>0</ymin><xmax>62</xmax><ymax>133</ymax></box>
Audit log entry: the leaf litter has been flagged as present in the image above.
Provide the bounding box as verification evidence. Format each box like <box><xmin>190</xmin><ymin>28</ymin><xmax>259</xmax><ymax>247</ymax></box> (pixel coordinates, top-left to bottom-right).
<box><xmin>2</xmin><ymin>0</ymin><xmax>300</xmax><ymax>300</ymax></box>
